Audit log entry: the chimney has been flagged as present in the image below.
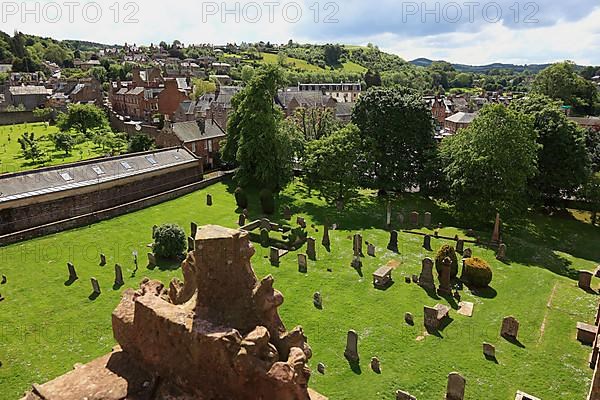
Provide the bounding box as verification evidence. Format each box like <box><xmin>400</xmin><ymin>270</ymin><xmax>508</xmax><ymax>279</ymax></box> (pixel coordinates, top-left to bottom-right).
<box><xmin>197</xmin><ymin>117</ymin><xmax>206</xmax><ymax>133</ymax></box>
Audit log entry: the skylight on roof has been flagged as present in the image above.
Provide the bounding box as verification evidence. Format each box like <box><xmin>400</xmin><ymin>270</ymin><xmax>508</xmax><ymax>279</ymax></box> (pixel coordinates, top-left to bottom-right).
<box><xmin>120</xmin><ymin>161</ymin><xmax>133</xmax><ymax>170</ymax></box>
<box><xmin>91</xmin><ymin>166</ymin><xmax>104</xmax><ymax>175</ymax></box>
<box><xmin>145</xmin><ymin>155</ymin><xmax>158</xmax><ymax>165</ymax></box>
<box><xmin>59</xmin><ymin>172</ymin><xmax>73</xmax><ymax>181</ymax></box>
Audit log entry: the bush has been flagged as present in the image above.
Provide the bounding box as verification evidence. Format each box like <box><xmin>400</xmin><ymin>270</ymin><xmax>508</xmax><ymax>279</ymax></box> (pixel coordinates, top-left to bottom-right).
<box><xmin>152</xmin><ymin>224</ymin><xmax>187</xmax><ymax>259</ymax></box>
<box><xmin>259</xmin><ymin>188</ymin><xmax>275</xmax><ymax>215</ymax></box>
<box><xmin>435</xmin><ymin>244</ymin><xmax>459</xmax><ymax>278</ymax></box>
<box><xmin>234</xmin><ymin>187</ymin><xmax>249</xmax><ymax>209</ymax></box>
<box><xmin>462</xmin><ymin>257</ymin><xmax>493</xmax><ymax>287</ymax></box>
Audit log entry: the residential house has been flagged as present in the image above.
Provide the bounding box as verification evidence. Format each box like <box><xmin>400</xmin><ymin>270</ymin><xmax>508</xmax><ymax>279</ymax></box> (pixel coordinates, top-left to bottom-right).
<box><xmin>212</xmin><ymin>62</ymin><xmax>231</xmax><ymax>75</ymax></box>
<box><xmin>5</xmin><ymin>85</ymin><xmax>52</xmax><ymax>110</ymax></box>
<box><xmin>204</xmin><ymin>86</ymin><xmax>242</xmax><ymax>131</ymax></box>
<box><xmin>445</xmin><ymin>112</ymin><xmax>477</xmax><ymax>134</ymax></box>
<box><xmin>298</xmin><ymin>82</ymin><xmax>362</xmax><ymax>103</ymax></box>
<box><xmin>570</xmin><ymin>116</ymin><xmax>600</xmax><ymax>133</ymax></box>
<box><xmin>74</xmin><ymin>59</ymin><xmax>101</xmax><ymax>71</ymax></box>
<box><xmin>276</xmin><ymin>89</ymin><xmax>338</xmax><ymax>117</ymax></box>
<box><xmin>158</xmin><ymin>78</ymin><xmax>191</xmax><ymax>120</ymax></box>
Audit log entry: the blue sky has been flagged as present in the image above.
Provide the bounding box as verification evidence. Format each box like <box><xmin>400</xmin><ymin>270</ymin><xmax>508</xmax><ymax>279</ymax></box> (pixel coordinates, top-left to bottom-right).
<box><xmin>3</xmin><ymin>0</ymin><xmax>600</xmax><ymax>65</ymax></box>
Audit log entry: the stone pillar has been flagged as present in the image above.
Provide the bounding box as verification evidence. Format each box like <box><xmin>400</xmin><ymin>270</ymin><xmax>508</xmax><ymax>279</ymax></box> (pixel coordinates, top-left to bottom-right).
<box><xmin>307</xmin><ymin>238</ymin><xmax>317</xmax><ymax>261</ymax></box>
<box><xmin>437</xmin><ymin>257</ymin><xmax>452</xmax><ymax>296</ymax></box>
<box><xmin>423</xmin><ymin>235</ymin><xmax>432</xmax><ymax>251</ymax></box>
<box><xmin>114</xmin><ymin>264</ymin><xmax>124</xmax><ymax>286</ymax></box>
<box><xmin>344</xmin><ymin>330</ymin><xmax>359</xmax><ymax>362</ymax></box>
<box><xmin>322</xmin><ymin>225</ymin><xmax>330</xmax><ymax>247</ymax></box>
<box><xmin>387</xmin><ymin>231</ymin><xmax>399</xmax><ymax>253</ymax></box>
<box><xmin>419</xmin><ymin>258</ymin><xmax>435</xmax><ymax>291</ymax></box>
<box><xmin>67</xmin><ymin>262</ymin><xmax>78</xmax><ymax>282</ymax></box>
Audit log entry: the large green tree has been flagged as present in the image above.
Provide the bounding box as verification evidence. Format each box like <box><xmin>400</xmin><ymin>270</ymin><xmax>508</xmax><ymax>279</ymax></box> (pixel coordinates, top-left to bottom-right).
<box><xmin>511</xmin><ymin>94</ymin><xmax>590</xmax><ymax>204</ymax></box>
<box><xmin>532</xmin><ymin>61</ymin><xmax>598</xmax><ymax>115</ymax></box>
<box><xmin>50</xmin><ymin>131</ymin><xmax>76</xmax><ymax>156</ymax></box>
<box><xmin>303</xmin><ymin>124</ymin><xmax>365</xmax><ymax>206</ymax></box>
<box><xmin>57</xmin><ymin>104</ymin><xmax>108</xmax><ymax>137</ymax></box>
<box><xmin>221</xmin><ymin>65</ymin><xmax>297</xmax><ymax>191</ymax></box>
<box><xmin>440</xmin><ymin>104</ymin><xmax>538</xmax><ymax>221</ymax></box>
<box><xmin>352</xmin><ymin>87</ymin><xmax>436</xmax><ymax>193</ymax></box>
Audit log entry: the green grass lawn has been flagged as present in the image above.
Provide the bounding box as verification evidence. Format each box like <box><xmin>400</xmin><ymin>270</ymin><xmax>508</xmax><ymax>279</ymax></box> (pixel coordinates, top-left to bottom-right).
<box><xmin>0</xmin><ymin>123</ymin><xmax>106</xmax><ymax>175</ymax></box>
<box><xmin>259</xmin><ymin>52</ymin><xmax>325</xmax><ymax>72</ymax></box>
<box><xmin>0</xmin><ymin>180</ymin><xmax>599</xmax><ymax>399</ymax></box>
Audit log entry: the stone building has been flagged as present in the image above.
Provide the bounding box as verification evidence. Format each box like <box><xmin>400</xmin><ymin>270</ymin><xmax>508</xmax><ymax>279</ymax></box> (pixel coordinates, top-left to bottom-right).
<box><xmin>445</xmin><ymin>112</ymin><xmax>478</xmax><ymax>134</ymax></box>
<box><xmin>0</xmin><ymin>148</ymin><xmax>203</xmax><ymax>242</ymax></box>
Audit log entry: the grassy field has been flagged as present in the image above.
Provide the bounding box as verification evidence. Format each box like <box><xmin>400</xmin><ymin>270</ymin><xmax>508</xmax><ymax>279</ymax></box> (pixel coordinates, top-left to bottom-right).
<box><xmin>0</xmin><ymin>180</ymin><xmax>599</xmax><ymax>399</ymax></box>
<box><xmin>0</xmin><ymin>123</ymin><xmax>106</xmax><ymax>175</ymax></box>
<box><xmin>258</xmin><ymin>53</ymin><xmax>367</xmax><ymax>74</ymax></box>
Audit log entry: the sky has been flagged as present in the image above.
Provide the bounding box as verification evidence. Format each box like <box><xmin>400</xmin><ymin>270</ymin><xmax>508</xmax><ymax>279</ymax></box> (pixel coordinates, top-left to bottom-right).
<box><xmin>2</xmin><ymin>0</ymin><xmax>600</xmax><ymax>65</ymax></box>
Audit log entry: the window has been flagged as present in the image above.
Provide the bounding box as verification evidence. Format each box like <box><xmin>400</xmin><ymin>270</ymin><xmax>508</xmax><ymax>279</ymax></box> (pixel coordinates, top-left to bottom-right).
<box><xmin>191</xmin><ymin>143</ymin><xmax>196</xmax><ymax>153</ymax></box>
<box><xmin>59</xmin><ymin>172</ymin><xmax>73</xmax><ymax>181</ymax></box>
<box><xmin>145</xmin><ymin>155</ymin><xmax>158</xmax><ymax>165</ymax></box>
<box><xmin>208</xmin><ymin>140</ymin><xmax>213</xmax><ymax>153</ymax></box>
<box><xmin>120</xmin><ymin>161</ymin><xmax>133</xmax><ymax>170</ymax></box>
<box><xmin>91</xmin><ymin>166</ymin><xmax>104</xmax><ymax>175</ymax></box>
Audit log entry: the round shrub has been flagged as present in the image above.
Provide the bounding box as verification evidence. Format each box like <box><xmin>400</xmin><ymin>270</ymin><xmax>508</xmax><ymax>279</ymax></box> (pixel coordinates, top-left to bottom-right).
<box><xmin>462</xmin><ymin>257</ymin><xmax>493</xmax><ymax>287</ymax></box>
<box><xmin>259</xmin><ymin>188</ymin><xmax>275</xmax><ymax>215</ymax></box>
<box><xmin>234</xmin><ymin>187</ymin><xmax>248</xmax><ymax>209</ymax></box>
<box><xmin>152</xmin><ymin>224</ymin><xmax>187</xmax><ymax>259</ymax></box>
<box><xmin>435</xmin><ymin>244</ymin><xmax>459</xmax><ymax>278</ymax></box>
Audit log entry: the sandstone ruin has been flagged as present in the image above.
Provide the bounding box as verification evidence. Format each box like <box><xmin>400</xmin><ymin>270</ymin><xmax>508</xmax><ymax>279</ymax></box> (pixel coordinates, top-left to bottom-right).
<box><xmin>22</xmin><ymin>225</ymin><xmax>326</xmax><ymax>400</ymax></box>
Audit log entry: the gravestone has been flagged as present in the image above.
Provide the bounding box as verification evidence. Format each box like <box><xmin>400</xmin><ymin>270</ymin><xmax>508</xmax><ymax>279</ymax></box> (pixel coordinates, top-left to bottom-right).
<box><xmin>344</xmin><ymin>330</ymin><xmax>359</xmax><ymax>362</ymax></box>
<box><xmin>397</xmin><ymin>212</ymin><xmax>405</xmax><ymax>225</ymax></box>
<box><xmin>260</xmin><ymin>218</ymin><xmax>272</xmax><ymax>231</ymax></box>
<box><xmin>412</xmin><ymin>274</ymin><xmax>419</xmax><ymax>284</ymax></box>
<box><xmin>67</xmin><ymin>262</ymin><xmax>78</xmax><ymax>282</ymax></box>
<box><xmin>579</xmin><ymin>271</ymin><xmax>593</xmax><ymax>291</ymax></box>
<box><xmin>463</xmin><ymin>248</ymin><xmax>473</xmax><ymax>258</ymax></box>
<box><xmin>387</xmin><ymin>231</ymin><xmax>399</xmax><ymax>253</ymax></box>
<box><xmin>424</xmin><ymin>304</ymin><xmax>450</xmax><ymax>330</ymax></box>
<box><xmin>419</xmin><ymin>258</ymin><xmax>436</xmax><ymax>291</ymax></box>
<box><xmin>351</xmin><ymin>256</ymin><xmax>363</xmax><ymax>270</ymax></box>
<box><xmin>260</xmin><ymin>229</ymin><xmax>270</xmax><ymax>248</ymax></box>
<box><xmin>297</xmin><ymin>217</ymin><xmax>307</xmax><ymax>229</ymax></box>
<box><xmin>188</xmin><ymin>237</ymin><xmax>195</xmax><ymax>252</ymax></box>
<box><xmin>152</xmin><ymin>225</ymin><xmax>158</xmax><ymax>238</ymax></box>
<box><xmin>147</xmin><ymin>253</ymin><xmax>157</xmax><ymax>267</ymax></box>
<box><xmin>370</xmin><ymin>357</ymin><xmax>381</xmax><ymax>373</ymax></box>
<box><xmin>313</xmin><ymin>292</ymin><xmax>322</xmax><ymax>309</ymax></box>
<box><xmin>405</xmin><ymin>312</ymin><xmax>414</xmax><ymax>325</ymax></box>
<box><xmin>496</xmin><ymin>243</ymin><xmax>507</xmax><ymax>261</ymax></box>
<box><xmin>446</xmin><ymin>372</ymin><xmax>466</xmax><ymax>400</ymax></box>
<box><xmin>515</xmin><ymin>391</ymin><xmax>542</xmax><ymax>400</ymax></box>
<box><xmin>322</xmin><ymin>225</ymin><xmax>330</xmax><ymax>247</ymax></box>
<box><xmin>243</xmin><ymin>208</ymin><xmax>249</xmax><ymax>217</ymax></box>
<box><xmin>501</xmin><ymin>316</ymin><xmax>520</xmax><ymax>340</ymax></box>
<box><xmin>99</xmin><ymin>253</ymin><xmax>106</xmax><ymax>267</ymax></box>
<box><xmin>456</xmin><ymin>240</ymin><xmax>465</xmax><ymax>254</ymax></box>
<box><xmin>1</xmin><ymin>275</ymin><xmax>6</xmax><ymax>285</ymax></box>
<box><xmin>353</xmin><ymin>234</ymin><xmax>363</xmax><ymax>257</ymax></box>
<box><xmin>114</xmin><ymin>264</ymin><xmax>124</xmax><ymax>286</ymax></box>
<box><xmin>437</xmin><ymin>257</ymin><xmax>452</xmax><ymax>296</ymax></box>
<box><xmin>483</xmin><ymin>343</ymin><xmax>496</xmax><ymax>359</ymax></box>
<box><xmin>270</xmin><ymin>247</ymin><xmax>280</xmax><ymax>267</ymax></box>
<box><xmin>307</xmin><ymin>238</ymin><xmax>317</xmax><ymax>261</ymax></box>
<box><xmin>91</xmin><ymin>278</ymin><xmax>101</xmax><ymax>295</ymax></box>
<box><xmin>190</xmin><ymin>222</ymin><xmax>198</xmax><ymax>238</ymax></box>
<box><xmin>410</xmin><ymin>211</ymin><xmax>420</xmax><ymax>226</ymax></box>
<box><xmin>424</xmin><ymin>212</ymin><xmax>432</xmax><ymax>227</ymax></box>
<box><xmin>457</xmin><ymin>302</ymin><xmax>474</xmax><ymax>317</ymax></box>
<box><xmin>367</xmin><ymin>243</ymin><xmax>376</xmax><ymax>257</ymax></box>
<box><xmin>423</xmin><ymin>235</ymin><xmax>432</xmax><ymax>251</ymax></box>
<box><xmin>206</xmin><ymin>194</ymin><xmax>213</xmax><ymax>206</ymax></box>
<box><xmin>317</xmin><ymin>363</ymin><xmax>325</xmax><ymax>375</ymax></box>
<box><xmin>298</xmin><ymin>254</ymin><xmax>308</xmax><ymax>273</ymax></box>
<box><xmin>238</xmin><ymin>214</ymin><xmax>246</xmax><ymax>227</ymax></box>
<box><xmin>492</xmin><ymin>213</ymin><xmax>501</xmax><ymax>243</ymax></box>
<box><xmin>405</xmin><ymin>276</ymin><xmax>412</xmax><ymax>284</ymax></box>
<box><xmin>283</xmin><ymin>206</ymin><xmax>292</xmax><ymax>220</ymax></box>
<box><xmin>396</xmin><ymin>390</ymin><xmax>417</xmax><ymax>400</ymax></box>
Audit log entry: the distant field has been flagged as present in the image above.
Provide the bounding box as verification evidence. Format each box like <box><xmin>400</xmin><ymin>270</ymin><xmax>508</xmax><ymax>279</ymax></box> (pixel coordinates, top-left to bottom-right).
<box><xmin>0</xmin><ymin>123</ymin><xmax>107</xmax><ymax>175</ymax></box>
<box><xmin>259</xmin><ymin>52</ymin><xmax>325</xmax><ymax>72</ymax></box>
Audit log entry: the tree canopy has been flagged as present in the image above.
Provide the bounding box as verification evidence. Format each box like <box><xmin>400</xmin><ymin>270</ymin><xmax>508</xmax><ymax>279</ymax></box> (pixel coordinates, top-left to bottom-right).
<box><xmin>57</xmin><ymin>104</ymin><xmax>108</xmax><ymax>137</ymax></box>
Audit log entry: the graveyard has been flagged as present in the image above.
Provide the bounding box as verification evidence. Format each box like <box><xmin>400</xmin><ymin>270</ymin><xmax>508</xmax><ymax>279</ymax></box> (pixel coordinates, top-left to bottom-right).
<box><xmin>0</xmin><ymin>179</ymin><xmax>599</xmax><ymax>399</ymax></box>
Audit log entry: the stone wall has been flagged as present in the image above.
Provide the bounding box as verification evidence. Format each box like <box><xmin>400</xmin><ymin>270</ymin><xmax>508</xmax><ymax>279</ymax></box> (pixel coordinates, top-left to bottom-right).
<box><xmin>0</xmin><ymin>111</ymin><xmax>45</xmax><ymax>126</ymax></box>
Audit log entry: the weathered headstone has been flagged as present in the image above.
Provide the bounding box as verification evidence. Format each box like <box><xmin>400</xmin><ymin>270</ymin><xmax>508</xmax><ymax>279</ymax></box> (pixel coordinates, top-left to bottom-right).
<box><xmin>423</xmin><ymin>235</ymin><xmax>432</xmax><ymax>251</ymax></box>
<box><xmin>456</xmin><ymin>239</ymin><xmax>464</xmax><ymax>254</ymax></box>
<box><xmin>463</xmin><ymin>248</ymin><xmax>473</xmax><ymax>258</ymax></box>
<box><xmin>190</xmin><ymin>222</ymin><xmax>198</xmax><ymax>238</ymax></box>
<box><xmin>114</xmin><ymin>264</ymin><xmax>124</xmax><ymax>286</ymax></box>
<box><xmin>410</xmin><ymin>211</ymin><xmax>420</xmax><ymax>226</ymax></box>
<box><xmin>370</xmin><ymin>357</ymin><xmax>381</xmax><ymax>373</ymax></box>
<box><xmin>269</xmin><ymin>247</ymin><xmax>280</xmax><ymax>267</ymax></box>
<box><xmin>152</xmin><ymin>225</ymin><xmax>158</xmax><ymax>238</ymax></box>
<box><xmin>260</xmin><ymin>218</ymin><xmax>272</xmax><ymax>231</ymax></box>
<box><xmin>446</xmin><ymin>372</ymin><xmax>466</xmax><ymax>400</ymax></box>
<box><xmin>351</xmin><ymin>256</ymin><xmax>363</xmax><ymax>270</ymax></box>
<box><xmin>424</xmin><ymin>212</ymin><xmax>432</xmax><ymax>227</ymax></box>
<box><xmin>405</xmin><ymin>312</ymin><xmax>414</xmax><ymax>325</ymax></box>
<box><xmin>424</xmin><ymin>304</ymin><xmax>450</xmax><ymax>330</ymax></box>
<box><xmin>397</xmin><ymin>212</ymin><xmax>405</xmax><ymax>225</ymax></box>
<box><xmin>313</xmin><ymin>292</ymin><xmax>322</xmax><ymax>309</ymax></box>
<box><xmin>367</xmin><ymin>243</ymin><xmax>376</xmax><ymax>257</ymax></box>
<box><xmin>579</xmin><ymin>270</ymin><xmax>593</xmax><ymax>290</ymax></box>
<box><xmin>1</xmin><ymin>275</ymin><xmax>6</xmax><ymax>285</ymax></box>
<box><xmin>317</xmin><ymin>363</ymin><xmax>325</xmax><ymax>375</ymax></box>
<box><xmin>206</xmin><ymin>194</ymin><xmax>213</xmax><ymax>206</ymax></box>
<box><xmin>322</xmin><ymin>225</ymin><xmax>330</xmax><ymax>247</ymax></box>
<box><xmin>496</xmin><ymin>243</ymin><xmax>507</xmax><ymax>261</ymax></box>
<box><xmin>395</xmin><ymin>390</ymin><xmax>417</xmax><ymax>400</ymax></box>
<box><xmin>344</xmin><ymin>330</ymin><xmax>359</xmax><ymax>362</ymax></box>
<box><xmin>67</xmin><ymin>262</ymin><xmax>78</xmax><ymax>282</ymax></box>
<box><xmin>412</xmin><ymin>274</ymin><xmax>419</xmax><ymax>284</ymax></box>
<box><xmin>260</xmin><ymin>228</ymin><xmax>270</xmax><ymax>248</ymax></box>
<box><xmin>297</xmin><ymin>217</ymin><xmax>307</xmax><ymax>229</ymax></box>
<box><xmin>437</xmin><ymin>257</ymin><xmax>452</xmax><ymax>296</ymax></box>
<box><xmin>238</xmin><ymin>214</ymin><xmax>246</xmax><ymax>227</ymax></box>
<box><xmin>501</xmin><ymin>316</ymin><xmax>520</xmax><ymax>340</ymax></box>
<box><xmin>188</xmin><ymin>237</ymin><xmax>195</xmax><ymax>252</ymax></box>
<box><xmin>147</xmin><ymin>253</ymin><xmax>157</xmax><ymax>267</ymax></box>
<box><xmin>457</xmin><ymin>302</ymin><xmax>474</xmax><ymax>317</ymax></box>
<box><xmin>91</xmin><ymin>278</ymin><xmax>101</xmax><ymax>295</ymax></box>
<box><xmin>307</xmin><ymin>238</ymin><xmax>317</xmax><ymax>261</ymax></box>
<box><xmin>405</xmin><ymin>276</ymin><xmax>412</xmax><ymax>284</ymax></box>
<box><xmin>99</xmin><ymin>253</ymin><xmax>106</xmax><ymax>267</ymax></box>
<box><xmin>298</xmin><ymin>254</ymin><xmax>308</xmax><ymax>273</ymax></box>
<box><xmin>483</xmin><ymin>343</ymin><xmax>496</xmax><ymax>359</ymax></box>
<box><xmin>283</xmin><ymin>206</ymin><xmax>292</xmax><ymax>220</ymax></box>
<box><xmin>387</xmin><ymin>231</ymin><xmax>399</xmax><ymax>253</ymax></box>
<box><xmin>492</xmin><ymin>213</ymin><xmax>501</xmax><ymax>243</ymax></box>
<box><xmin>419</xmin><ymin>258</ymin><xmax>436</xmax><ymax>291</ymax></box>
<box><xmin>353</xmin><ymin>234</ymin><xmax>363</xmax><ymax>257</ymax></box>
<box><xmin>243</xmin><ymin>208</ymin><xmax>249</xmax><ymax>217</ymax></box>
